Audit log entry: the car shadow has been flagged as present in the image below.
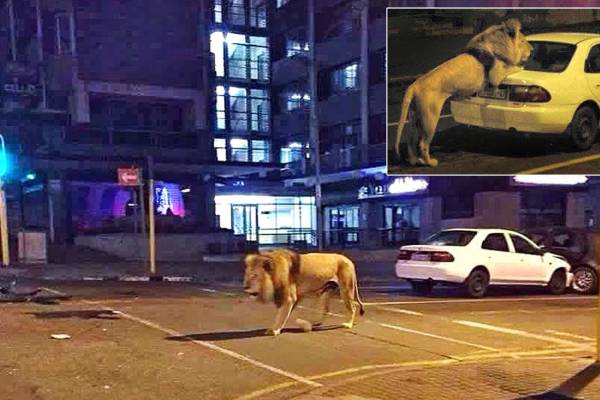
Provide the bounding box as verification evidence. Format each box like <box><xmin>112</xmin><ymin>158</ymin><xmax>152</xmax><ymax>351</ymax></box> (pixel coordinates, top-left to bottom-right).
<box><xmin>166</xmin><ymin>324</ymin><xmax>344</xmax><ymax>342</ymax></box>
<box><xmin>513</xmin><ymin>361</ymin><xmax>600</xmax><ymax>399</ymax></box>
<box><xmin>28</xmin><ymin>309</ymin><xmax>119</xmax><ymax>320</ymax></box>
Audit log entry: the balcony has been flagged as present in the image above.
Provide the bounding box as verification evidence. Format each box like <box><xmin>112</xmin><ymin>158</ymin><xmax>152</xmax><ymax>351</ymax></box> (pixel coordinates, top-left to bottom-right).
<box><xmin>316</xmin><ymin>32</ymin><xmax>360</xmax><ymax>70</ymax></box>
<box><xmin>317</xmin><ymin>143</ymin><xmax>386</xmax><ymax>175</ymax></box>
<box><xmin>271</xmin><ymin>55</ymin><xmax>309</xmax><ymax>86</ymax></box>
<box><xmin>317</xmin><ymin>90</ymin><xmax>360</xmax><ymax>126</ymax></box>
<box><xmin>61</xmin><ymin>128</ymin><xmax>213</xmax><ymax>163</ymax></box>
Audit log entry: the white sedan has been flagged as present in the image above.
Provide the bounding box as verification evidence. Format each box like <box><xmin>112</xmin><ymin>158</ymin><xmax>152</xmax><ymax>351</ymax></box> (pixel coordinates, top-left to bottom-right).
<box><xmin>395</xmin><ymin>228</ymin><xmax>573</xmax><ymax>297</ymax></box>
<box><xmin>451</xmin><ymin>33</ymin><xmax>600</xmax><ymax>150</ymax></box>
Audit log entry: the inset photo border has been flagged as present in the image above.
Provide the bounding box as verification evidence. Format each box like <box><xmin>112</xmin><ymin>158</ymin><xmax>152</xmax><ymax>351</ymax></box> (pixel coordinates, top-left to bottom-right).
<box><xmin>386</xmin><ymin>8</ymin><xmax>600</xmax><ymax>175</ymax></box>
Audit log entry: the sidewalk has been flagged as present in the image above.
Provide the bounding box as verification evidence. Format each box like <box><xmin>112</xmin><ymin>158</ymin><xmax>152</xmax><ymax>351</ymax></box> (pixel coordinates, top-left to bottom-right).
<box><xmin>0</xmin><ymin>257</ymin><xmax>397</xmax><ymax>284</ymax></box>
<box><xmin>277</xmin><ymin>357</ymin><xmax>600</xmax><ymax>400</ymax></box>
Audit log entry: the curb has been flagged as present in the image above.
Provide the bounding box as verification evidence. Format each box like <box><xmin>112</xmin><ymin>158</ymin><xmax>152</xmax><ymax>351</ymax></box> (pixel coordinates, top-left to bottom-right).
<box><xmin>81</xmin><ymin>276</ymin><xmax>194</xmax><ymax>282</ymax></box>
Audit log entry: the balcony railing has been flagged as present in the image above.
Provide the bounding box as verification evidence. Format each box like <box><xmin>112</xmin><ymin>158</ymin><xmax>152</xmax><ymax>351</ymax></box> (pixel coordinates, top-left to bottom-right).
<box><xmin>65</xmin><ymin>128</ymin><xmax>198</xmax><ymax>149</ymax></box>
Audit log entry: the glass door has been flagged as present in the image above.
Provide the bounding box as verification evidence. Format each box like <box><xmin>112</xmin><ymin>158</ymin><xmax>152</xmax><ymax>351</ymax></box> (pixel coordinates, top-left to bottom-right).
<box><xmin>232</xmin><ymin>204</ymin><xmax>258</xmax><ymax>242</ymax></box>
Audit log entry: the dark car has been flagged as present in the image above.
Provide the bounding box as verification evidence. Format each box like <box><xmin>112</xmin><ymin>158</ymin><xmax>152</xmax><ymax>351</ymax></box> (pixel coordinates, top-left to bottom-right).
<box><xmin>524</xmin><ymin>227</ymin><xmax>599</xmax><ymax>294</ymax></box>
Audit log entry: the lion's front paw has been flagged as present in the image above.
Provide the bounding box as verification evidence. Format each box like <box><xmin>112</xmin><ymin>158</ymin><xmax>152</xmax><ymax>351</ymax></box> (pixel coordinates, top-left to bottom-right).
<box><xmin>265</xmin><ymin>328</ymin><xmax>281</xmax><ymax>336</ymax></box>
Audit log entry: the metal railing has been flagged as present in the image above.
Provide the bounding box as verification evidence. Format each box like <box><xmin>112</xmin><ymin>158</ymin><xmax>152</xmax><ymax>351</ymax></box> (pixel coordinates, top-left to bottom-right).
<box><xmin>319</xmin><ymin>143</ymin><xmax>386</xmax><ymax>173</ymax></box>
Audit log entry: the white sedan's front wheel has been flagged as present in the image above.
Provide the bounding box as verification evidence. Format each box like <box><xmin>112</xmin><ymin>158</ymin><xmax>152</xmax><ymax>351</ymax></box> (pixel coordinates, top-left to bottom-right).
<box><xmin>547</xmin><ymin>270</ymin><xmax>567</xmax><ymax>295</ymax></box>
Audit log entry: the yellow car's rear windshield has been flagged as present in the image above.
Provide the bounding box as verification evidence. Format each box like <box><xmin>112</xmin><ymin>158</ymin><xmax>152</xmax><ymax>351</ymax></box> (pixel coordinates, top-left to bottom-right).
<box><xmin>524</xmin><ymin>41</ymin><xmax>576</xmax><ymax>73</ymax></box>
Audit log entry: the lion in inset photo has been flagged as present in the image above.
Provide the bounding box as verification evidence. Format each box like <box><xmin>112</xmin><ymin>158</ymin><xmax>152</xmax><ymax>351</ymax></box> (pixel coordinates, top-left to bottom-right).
<box><xmin>394</xmin><ymin>18</ymin><xmax>532</xmax><ymax>167</ymax></box>
<box><xmin>243</xmin><ymin>249</ymin><xmax>365</xmax><ymax>336</ymax></box>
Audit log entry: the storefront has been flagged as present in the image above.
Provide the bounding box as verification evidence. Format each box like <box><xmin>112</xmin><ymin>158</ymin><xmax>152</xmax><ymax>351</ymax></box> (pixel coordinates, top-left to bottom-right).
<box><xmin>215</xmin><ymin>194</ymin><xmax>315</xmax><ymax>247</ymax></box>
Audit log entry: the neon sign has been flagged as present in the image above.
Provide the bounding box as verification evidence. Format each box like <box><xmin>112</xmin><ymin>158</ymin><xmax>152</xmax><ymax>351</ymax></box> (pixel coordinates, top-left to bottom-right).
<box><xmin>513</xmin><ymin>175</ymin><xmax>588</xmax><ymax>186</ymax></box>
<box><xmin>358</xmin><ymin>177</ymin><xmax>428</xmax><ymax>199</ymax></box>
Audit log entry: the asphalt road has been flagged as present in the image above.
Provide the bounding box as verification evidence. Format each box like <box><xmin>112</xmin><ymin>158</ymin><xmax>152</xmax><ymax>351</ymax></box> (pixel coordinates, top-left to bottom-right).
<box><xmin>2</xmin><ymin>280</ymin><xmax>600</xmax><ymax>400</ymax></box>
<box><xmin>387</xmin><ymin>84</ymin><xmax>600</xmax><ymax>175</ymax></box>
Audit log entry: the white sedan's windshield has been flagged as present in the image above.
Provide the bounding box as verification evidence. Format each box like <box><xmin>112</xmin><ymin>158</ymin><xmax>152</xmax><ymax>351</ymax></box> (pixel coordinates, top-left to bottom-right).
<box><xmin>523</xmin><ymin>41</ymin><xmax>576</xmax><ymax>73</ymax></box>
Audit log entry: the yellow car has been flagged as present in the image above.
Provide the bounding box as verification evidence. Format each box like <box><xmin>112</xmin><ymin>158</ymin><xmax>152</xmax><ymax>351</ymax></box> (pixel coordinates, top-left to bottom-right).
<box><xmin>451</xmin><ymin>32</ymin><xmax>600</xmax><ymax>150</ymax></box>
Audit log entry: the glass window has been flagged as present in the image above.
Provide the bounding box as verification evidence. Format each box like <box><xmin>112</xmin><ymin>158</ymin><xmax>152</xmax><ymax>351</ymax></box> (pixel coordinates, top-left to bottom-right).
<box><xmin>229</xmin><ymin>86</ymin><xmax>248</xmax><ymax>131</ymax></box>
<box><xmin>227</xmin><ymin>0</ymin><xmax>246</xmax><ymax>26</ymax></box>
<box><xmin>214</xmin><ymin>0</ymin><xmax>223</xmax><ymax>23</ymax></box>
<box><xmin>214</xmin><ymin>138</ymin><xmax>227</xmax><ymax>161</ymax></box>
<box><xmin>331</xmin><ymin>62</ymin><xmax>359</xmax><ymax>93</ymax></box>
<box><xmin>251</xmin><ymin>140</ymin><xmax>270</xmax><ymax>163</ymax></box>
<box><xmin>281</xmin><ymin>142</ymin><xmax>303</xmax><ymax>163</ymax></box>
<box><xmin>510</xmin><ymin>234</ymin><xmax>540</xmax><ymax>255</ymax></box>
<box><xmin>286</xmin><ymin>40</ymin><xmax>309</xmax><ymax>57</ymax></box>
<box><xmin>225</xmin><ymin>34</ymin><xmax>270</xmax><ymax>81</ymax></box>
<box><xmin>277</xmin><ymin>0</ymin><xmax>291</xmax><ymax>7</ymax></box>
<box><xmin>524</xmin><ymin>41</ymin><xmax>576</xmax><ymax>73</ymax></box>
<box><xmin>230</xmin><ymin>138</ymin><xmax>248</xmax><ymax>161</ymax></box>
<box><xmin>210</xmin><ymin>32</ymin><xmax>226</xmax><ymax>77</ymax></box>
<box><xmin>424</xmin><ymin>230</ymin><xmax>476</xmax><ymax>247</ymax></box>
<box><xmin>482</xmin><ymin>233</ymin><xmax>509</xmax><ymax>252</ymax></box>
<box><xmin>215</xmin><ymin>85</ymin><xmax>226</xmax><ymax>130</ymax></box>
<box><xmin>586</xmin><ymin>45</ymin><xmax>600</xmax><ymax>73</ymax></box>
<box><xmin>250</xmin><ymin>0</ymin><xmax>267</xmax><ymax>28</ymax></box>
<box><xmin>250</xmin><ymin>89</ymin><xmax>270</xmax><ymax>132</ymax></box>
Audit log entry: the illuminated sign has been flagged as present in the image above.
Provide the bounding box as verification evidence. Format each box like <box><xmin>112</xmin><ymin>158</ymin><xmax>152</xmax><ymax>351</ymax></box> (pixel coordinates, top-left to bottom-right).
<box><xmin>358</xmin><ymin>177</ymin><xmax>428</xmax><ymax>199</ymax></box>
<box><xmin>512</xmin><ymin>175</ymin><xmax>588</xmax><ymax>186</ymax></box>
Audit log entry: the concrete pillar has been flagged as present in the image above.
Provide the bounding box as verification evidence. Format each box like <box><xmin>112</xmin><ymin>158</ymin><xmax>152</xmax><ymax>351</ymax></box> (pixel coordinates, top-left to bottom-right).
<box><xmin>190</xmin><ymin>177</ymin><xmax>216</xmax><ymax>231</ymax></box>
<box><xmin>474</xmin><ymin>191</ymin><xmax>520</xmax><ymax>229</ymax></box>
<box><xmin>47</xmin><ymin>177</ymin><xmax>71</xmax><ymax>244</ymax></box>
<box><xmin>420</xmin><ymin>196</ymin><xmax>442</xmax><ymax>241</ymax></box>
<box><xmin>359</xmin><ymin>201</ymin><xmax>383</xmax><ymax>249</ymax></box>
<box><xmin>566</xmin><ymin>192</ymin><xmax>587</xmax><ymax>228</ymax></box>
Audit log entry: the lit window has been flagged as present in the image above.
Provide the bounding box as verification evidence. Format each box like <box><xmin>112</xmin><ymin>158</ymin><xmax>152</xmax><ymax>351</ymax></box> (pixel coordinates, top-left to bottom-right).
<box><xmin>226</xmin><ymin>34</ymin><xmax>270</xmax><ymax>81</ymax></box>
<box><xmin>281</xmin><ymin>142</ymin><xmax>303</xmax><ymax>163</ymax></box>
<box><xmin>210</xmin><ymin>31</ymin><xmax>225</xmax><ymax>77</ymax></box>
<box><xmin>230</xmin><ymin>138</ymin><xmax>248</xmax><ymax>162</ymax></box>
<box><xmin>286</xmin><ymin>92</ymin><xmax>310</xmax><ymax>111</ymax></box>
<box><xmin>286</xmin><ymin>40</ymin><xmax>309</xmax><ymax>57</ymax></box>
<box><xmin>216</xmin><ymin>85</ymin><xmax>226</xmax><ymax>130</ymax></box>
<box><xmin>214</xmin><ymin>138</ymin><xmax>227</xmax><ymax>161</ymax></box>
<box><xmin>277</xmin><ymin>0</ymin><xmax>291</xmax><ymax>8</ymax></box>
<box><xmin>228</xmin><ymin>0</ymin><xmax>246</xmax><ymax>26</ymax></box>
<box><xmin>214</xmin><ymin>0</ymin><xmax>223</xmax><ymax>23</ymax></box>
<box><xmin>250</xmin><ymin>0</ymin><xmax>267</xmax><ymax>28</ymax></box>
<box><xmin>331</xmin><ymin>62</ymin><xmax>359</xmax><ymax>93</ymax></box>
<box><xmin>251</xmin><ymin>140</ymin><xmax>270</xmax><ymax>163</ymax></box>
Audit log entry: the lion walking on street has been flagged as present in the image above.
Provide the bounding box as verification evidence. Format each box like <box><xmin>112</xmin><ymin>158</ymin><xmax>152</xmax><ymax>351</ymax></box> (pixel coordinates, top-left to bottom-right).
<box><xmin>243</xmin><ymin>249</ymin><xmax>365</xmax><ymax>336</ymax></box>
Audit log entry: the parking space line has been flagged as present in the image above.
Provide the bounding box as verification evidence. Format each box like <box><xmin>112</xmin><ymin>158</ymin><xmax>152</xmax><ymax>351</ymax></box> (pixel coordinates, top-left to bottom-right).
<box><xmin>545</xmin><ymin>330</ymin><xmax>595</xmax><ymax>342</ymax></box>
<box><xmin>364</xmin><ymin>296</ymin><xmax>594</xmax><ymax>306</ymax></box>
<box><xmin>378</xmin><ymin>307</ymin><xmax>424</xmax><ymax>316</ymax></box>
<box><xmin>92</xmin><ymin>304</ymin><xmax>322</xmax><ymax>388</ymax></box>
<box><xmin>42</xmin><ymin>287</ymin><xmax>68</xmax><ymax>296</ymax></box>
<box><xmin>518</xmin><ymin>153</ymin><xmax>600</xmax><ymax>174</ymax></box>
<box><xmin>379</xmin><ymin>323</ymin><xmax>499</xmax><ymax>352</ymax></box>
<box><xmin>235</xmin><ymin>381</ymin><xmax>300</xmax><ymax>400</ymax></box>
<box><xmin>453</xmin><ymin>320</ymin><xmax>586</xmax><ymax>348</ymax></box>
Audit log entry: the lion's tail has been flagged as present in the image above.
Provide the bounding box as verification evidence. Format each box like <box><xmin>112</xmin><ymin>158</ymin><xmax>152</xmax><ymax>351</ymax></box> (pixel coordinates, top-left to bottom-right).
<box><xmin>395</xmin><ymin>83</ymin><xmax>415</xmax><ymax>159</ymax></box>
<box><xmin>353</xmin><ymin>267</ymin><xmax>365</xmax><ymax>316</ymax></box>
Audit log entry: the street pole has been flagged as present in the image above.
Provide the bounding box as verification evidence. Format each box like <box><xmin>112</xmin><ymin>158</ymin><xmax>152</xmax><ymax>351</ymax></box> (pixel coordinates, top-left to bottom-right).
<box><xmin>7</xmin><ymin>0</ymin><xmax>17</xmax><ymax>62</ymax></box>
<box><xmin>308</xmin><ymin>0</ymin><xmax>323</xmax><ymax>251</ymax></box>
<box><xmin>0</xmin><ymin>180</ymin><xmax>9</xmax><ymax>267</ymax></box>
<box><xmin>147</xmin><ymin>156</ymin><xmax>156</xmax><ymax>275</ymax></box>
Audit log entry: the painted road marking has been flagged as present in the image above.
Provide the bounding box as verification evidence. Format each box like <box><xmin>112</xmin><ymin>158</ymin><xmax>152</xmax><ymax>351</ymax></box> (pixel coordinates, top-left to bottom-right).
<box><xmin>41</xmin><ymin>287</ymin><xmax>68</xmax><ymax>296</ymax></box>
<box><xmin>199</xmin><ymin>288</ymin><xmax>219</xmax><ymax>293</ymax></box>
<box><xmin>453</xmin><ymin>320</ymin><xmax>585</xmax><ymax>348</ymax></box>
<box><xmin>378</xmin><ymin>307</ymin><xmax>424</xmax><ymax>316</ymax></box>
<box><xmin>470</xmin><ymin>307</ymin><xmax>596</xmax><ymax>315</ymax></box>
<box><xmin>379</xmin><ymin>322</ymin><xmax>499</xmax><ymax>352</ymax></box>
<box><xmin>545</xmin><ymin>330</ymin><xmax>595</xmax><ymax>342</ymax></box>
<box><xmin>92</xmin><ymin>304</ymin><xmax>322</xmax><ymax>388</ymax></box>
<box><xmin>518</xmin><ymin>153</ymin><xmax>600</xmax><ymax>174</ymax></box>
<box><xmin>364</xmin><ymin>296</ymin><xmax>594</xmax><ymax>306</ymax></box>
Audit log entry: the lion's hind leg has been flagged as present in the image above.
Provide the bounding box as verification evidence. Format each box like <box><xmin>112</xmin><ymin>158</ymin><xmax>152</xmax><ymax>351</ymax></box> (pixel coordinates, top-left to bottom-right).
<box><xmin>339</xmin><ymin>283</ymin><xmax>358</xmax><ymax>329</ymax></box>
<box><xmin>416</xmin><ymin>95</ymin><xmax>444</xmax><ymax>167</ymax></box>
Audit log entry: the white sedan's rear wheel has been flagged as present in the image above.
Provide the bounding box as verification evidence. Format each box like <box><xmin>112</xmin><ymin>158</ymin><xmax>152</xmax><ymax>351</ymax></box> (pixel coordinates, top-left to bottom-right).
<box><xmin>569</xmin><ymin>106</ymin><xmax>598</xmax><ymax>150</ymax></box>
<box><xmin>463</xmin><ymin>269</ymin><xmax>489</xmax><ymax>298</ymax></box>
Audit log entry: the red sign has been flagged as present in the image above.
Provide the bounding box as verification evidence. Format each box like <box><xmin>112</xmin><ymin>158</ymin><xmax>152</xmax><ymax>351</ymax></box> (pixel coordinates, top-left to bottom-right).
<box><xmin>118</xmin><ymin>168</ymin><xmax>141</xmax><ymax>186</ymax></box>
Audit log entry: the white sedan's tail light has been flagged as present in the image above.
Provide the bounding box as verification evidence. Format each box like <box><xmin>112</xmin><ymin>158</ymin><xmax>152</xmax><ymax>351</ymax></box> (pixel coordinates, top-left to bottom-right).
<box><xmin>430</xmin><ymin>251</ymin><xmax>455</xmax><ymax>262</ymax></box>
<box><xmin>397</xmin><ymin>250</ymin><xmax>413</xmax><ymax>260</ymax></box>
<box><xmin>508</xmin><ymin>85</ymin><xmax>551</xmax><ymax>103</ymax></box>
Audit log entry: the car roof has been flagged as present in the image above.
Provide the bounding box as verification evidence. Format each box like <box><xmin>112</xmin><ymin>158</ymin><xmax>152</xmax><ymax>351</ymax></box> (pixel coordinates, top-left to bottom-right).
<box><xmin>526</xmin><ymin>32</ymin><xmax>600</xmax><ymax>45</ymax></box>
<box><xmin>442</xmin><ymin>228</ymin><xmax>523</xmax><ymax>235</ymax></box>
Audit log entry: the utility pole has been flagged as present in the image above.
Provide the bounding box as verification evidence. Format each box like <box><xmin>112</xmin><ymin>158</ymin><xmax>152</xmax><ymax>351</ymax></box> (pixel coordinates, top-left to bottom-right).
<box><xmin>7</xmin><ymin>0</ymin><xmax>16</xmax><ymax>62</ymax></box>
<box><xmin>147</xmin><ymin>156</ymin><xmax>156</xmax><ymax>275</ymax></box>
<box><xmin>308</xmin><ymin>0</ymin><xmax>323</xmax><ymax>251</ymax></box>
